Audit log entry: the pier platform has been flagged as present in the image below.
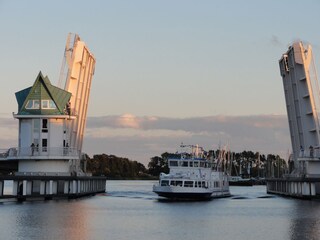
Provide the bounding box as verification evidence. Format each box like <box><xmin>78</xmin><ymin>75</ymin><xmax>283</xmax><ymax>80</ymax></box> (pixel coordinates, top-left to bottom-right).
<box><xmin>0</xmin><ymin>175</ymin><xmax>106</xmax><ymax>201</ymax></box>
<box><xmin>266</xmin><ymin>177</ymin><xmax>320</xmax><ymax>199</ymax></box>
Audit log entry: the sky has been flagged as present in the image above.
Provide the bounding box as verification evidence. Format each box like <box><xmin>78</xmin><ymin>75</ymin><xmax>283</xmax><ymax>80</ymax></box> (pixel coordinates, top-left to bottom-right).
<box><xmin>1</xmin><ymin>0</ymin><xmax>320</xmax><ymax>165</ymax></box>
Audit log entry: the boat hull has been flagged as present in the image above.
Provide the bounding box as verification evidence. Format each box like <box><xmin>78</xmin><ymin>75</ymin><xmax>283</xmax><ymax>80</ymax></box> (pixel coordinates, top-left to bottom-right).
<box><xmin>155</xmin><ymin>191</ymin><xmax>213</xmax><ymax>200</ymax></box>
<box><xmin>153</xmin><ymin>185</ymin><xmax>230</xmax><ymax>200</ymax></box>
<box><xmin>229</xmin><ymin>180</ymin><xmax>253</xmax><ymax>186</ymax></box>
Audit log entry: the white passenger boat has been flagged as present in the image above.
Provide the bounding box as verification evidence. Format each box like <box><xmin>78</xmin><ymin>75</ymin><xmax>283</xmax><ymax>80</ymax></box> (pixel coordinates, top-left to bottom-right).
<box><xmin>153</xmin><ymin>144</ymin><xmax>230</xmax><ymax>200</ymax></box>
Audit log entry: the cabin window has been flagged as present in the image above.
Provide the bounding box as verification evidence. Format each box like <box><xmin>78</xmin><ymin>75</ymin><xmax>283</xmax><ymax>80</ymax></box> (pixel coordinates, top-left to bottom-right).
<box><xmin>25</xmin><ymin>100</ymin><xmax>40</xmax><ymax>109</ymax></box>
<box><xmin>161</xmin><ymin>180</ymin><xmax>169</xmax><ymax>186</ymax></box>
<box><xmin>184</xmin><ymin>181</ymin><xmax>193</xmax><ymax>187</ymax></box>
<box><xmin>182</xmin><ymin>161</ymin><xmax>188</xmax><ymax>167</ymax></box>
<box><xmin>169</xmin><ymin>161</ymin><xmax>178</xmax><ymax>167</ymax></box>
<box><xmin>202</xmin><ymin>182</ymin><xmax>206</xmax><ymax>188</ymax></box>
<box><xmin>189</xmin><ymin>161</ymin><xmax>193</xmax><ymax>167</ymax></box>
<box><xmin>171</xmin><ymin>180</ymin><xmax>183</xmax><ymax>186</ymax></box>
<box><xmin>176</xmin><ymin>181</ymin><xmax>183</xmax><ymax>186</ymax></box>
<box><xmin>200</xmin><ymin>162</ymin><xmax>205</xmax><ymax>167</ymax></box>
<box><xmin>194</xmin><ymin>161</ymin><xmax>199</xmax><ymax>167</ymax></box>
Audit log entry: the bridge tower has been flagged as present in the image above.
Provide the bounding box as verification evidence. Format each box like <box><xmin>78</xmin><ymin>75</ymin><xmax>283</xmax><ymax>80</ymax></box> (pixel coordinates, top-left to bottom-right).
<box><xmin>266</xmin><ymin>41</ymin><xmax>320</xmax><ymax>198</ymax></box>
<box><xmin>11</xmin><ymin>34</ymin><xmax>95</xmax><ymax>176</ymax></box>
<box><xmin>279</xmin><ymin>42</ymin><xmax>320</xmax><ymax>174</ymax></box>
<box><xmin>0</xmin><ymin>34</ymin><xmax>106</xmax><ymax>201</ymax></box>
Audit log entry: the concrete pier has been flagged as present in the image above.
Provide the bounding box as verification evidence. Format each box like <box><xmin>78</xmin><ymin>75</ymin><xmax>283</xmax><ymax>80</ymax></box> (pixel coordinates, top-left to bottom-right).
<box><xmin>0</xmin><ymin>175</ymin><xmax>106</xmax><ymax>201</ymax></box>
<box><xmin>267</xmin><ymin>177</ymin><xmax>320</xmax><ymax>199</ymax></box>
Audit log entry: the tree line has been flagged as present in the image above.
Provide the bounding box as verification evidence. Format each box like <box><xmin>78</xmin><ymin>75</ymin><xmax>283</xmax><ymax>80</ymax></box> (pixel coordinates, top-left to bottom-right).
<box><xmin>148</xmin><ymin>150</ymin><xmax>287</xmax><ymax>179</ymax></box>
<box><xmin>86</xmin><ymin>150</ymin><xmax>287</xmax><ymax>179</ymax></box>
<box><xmin>86</xmin><ymin>154</ymin><xmax>152</xmax><ymax>179</ymax></box>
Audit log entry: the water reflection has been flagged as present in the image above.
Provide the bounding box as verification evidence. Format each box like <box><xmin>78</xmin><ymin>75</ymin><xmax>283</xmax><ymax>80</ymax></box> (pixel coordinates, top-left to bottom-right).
<box><xmin>289</xmin><ymin>200</ymin><xmax>320</xmax><ymax>240</ymax></box>
<box><xmin>13</xmin><ymin>200</ymin><xmax>89</xmax><ymax>240</ymax></box>
<box><xmin>2</xmin><ymin>182</ymin><xmax>320</xmax><ymax>240</ymax></box>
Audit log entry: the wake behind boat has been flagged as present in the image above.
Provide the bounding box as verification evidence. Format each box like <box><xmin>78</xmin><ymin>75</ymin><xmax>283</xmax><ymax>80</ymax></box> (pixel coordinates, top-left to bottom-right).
<box><xmin>153</xmin><ymin>144</ymin><xmax>230</xmax><ymax>200</ymax></box>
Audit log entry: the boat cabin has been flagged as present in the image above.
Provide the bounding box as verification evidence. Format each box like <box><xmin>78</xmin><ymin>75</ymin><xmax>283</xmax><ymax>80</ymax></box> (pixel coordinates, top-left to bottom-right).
<box><xmin>160</xmin><ymin>179</ymin><xmax>223</xmax><ymax>189</ymax></box>
<box><xmin>168</xmin><ymin>158</ymin><xmax>212</xmax><ymax>168</ymax></box>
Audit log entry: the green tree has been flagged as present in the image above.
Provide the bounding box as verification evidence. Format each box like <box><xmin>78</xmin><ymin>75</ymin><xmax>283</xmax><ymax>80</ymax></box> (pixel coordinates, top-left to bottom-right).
<box><xmin>86</xmin><ymin>154</ymin><xmax>149</xmax><ymax>179</ymax></box>
<box><xmin>148</xmin><ymin>156</ymin><xmax>169</xmax><ymax>176</ymax></box>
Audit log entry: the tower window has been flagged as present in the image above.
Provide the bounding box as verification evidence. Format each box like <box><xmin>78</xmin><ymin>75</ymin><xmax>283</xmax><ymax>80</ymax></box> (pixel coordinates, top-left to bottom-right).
<box><xmin>25</xmin><ymin>100</ymin><xmax>40</xmax><ymax>109</ymax></box>
<box><xmin>42</xmin><ymin>139</ymin><xmax>47</xmax><ymax>152</ymax></box>
<box><xmin>41</xmin><ymin>100</ymin><xmax>57</xmax><ymax>109</ymax></box>
<box><xmin>284</xmin><ymin>55</ymin><xmax>290</xmax><ymax>73</ymax></box>
<box><xmin>42</xmin><ymin>119</ymin><xmax>48</xmax><ymax>133</ymax></box>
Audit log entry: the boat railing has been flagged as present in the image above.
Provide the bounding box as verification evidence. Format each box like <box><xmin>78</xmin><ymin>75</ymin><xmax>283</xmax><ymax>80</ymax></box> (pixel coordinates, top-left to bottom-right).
<box><xmin>0</xmin><ymin>147</ymin><xmax>80</xmax><ymax>160</ymax></box>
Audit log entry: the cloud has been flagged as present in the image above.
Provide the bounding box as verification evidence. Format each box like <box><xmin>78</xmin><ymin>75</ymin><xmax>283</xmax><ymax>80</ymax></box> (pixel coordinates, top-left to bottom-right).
<box><xmin>0</xmin><ymin>114</ymin><xmax>291</xmax><ymax>165</ymax></box>
<box><xmin>84</xmin><ymin>114</ymin><xmax>291</xmax><ymax>165</ymax></box>
<box><xmin>0</xmin><ymin>117</ymin><xmax>18</xmax><ymax>148</ymax></box>
<box><xmin>117</xmin><ymin>113</ymin><xmax>140</xmax><ymax>129</ymax></box>
<box><xmin>87</xmin><ymin>114</ymin><xmax>288</xmax><ymax>134</ymax></box>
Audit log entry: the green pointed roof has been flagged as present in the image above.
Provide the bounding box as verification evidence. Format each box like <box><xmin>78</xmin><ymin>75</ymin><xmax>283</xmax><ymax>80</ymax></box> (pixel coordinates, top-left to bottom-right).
<box><xmin>15</xmin><ymin>71</ymin><xmax>71</xmax><ymax>115</ymax></box>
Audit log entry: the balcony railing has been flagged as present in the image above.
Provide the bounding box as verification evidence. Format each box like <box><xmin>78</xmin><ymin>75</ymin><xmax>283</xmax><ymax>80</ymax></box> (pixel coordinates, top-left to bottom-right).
<box><xmin>299</xmin><ymin>148</ymin><xmax>320</xmax><ymax>159</ymax></box>
<box><xmin>0</xmin><ymin>147</ymin><xmax>80</xmax><ymax>160</ymax></box>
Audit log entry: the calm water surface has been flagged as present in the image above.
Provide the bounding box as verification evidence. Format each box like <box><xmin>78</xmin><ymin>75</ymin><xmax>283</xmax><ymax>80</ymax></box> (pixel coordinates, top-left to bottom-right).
<box><xmin>1</xmin><ymin>180</ymin><xmax>320</xmax><ymax>240</ymax></box>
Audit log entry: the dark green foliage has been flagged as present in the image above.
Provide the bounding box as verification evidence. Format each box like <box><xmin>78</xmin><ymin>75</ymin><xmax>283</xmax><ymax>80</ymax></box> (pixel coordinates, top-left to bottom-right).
<box><xmin>86</xmin><ymin>154</ymin><xmax>152</xmax><ymax>179</ymax></box>
<box><xmin>86</xmin><ymin>149</ymin><xmax>287</xmax><ymax>180</ymax></box>
<box><xmin>147</xmin><ymin>154</ymin><xmax>169</xmax><ymax>176</ymax></box>
<box><xmin>149</xmin><ymin>149</ymin><xmax>287</xmax><ymax>179</ymax></box>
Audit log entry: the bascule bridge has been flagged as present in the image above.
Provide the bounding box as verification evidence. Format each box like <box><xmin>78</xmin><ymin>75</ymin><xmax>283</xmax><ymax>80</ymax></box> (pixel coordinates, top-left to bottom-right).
<box><xmin>267</xmin><ymin>41</ymin><xmax>320</xmax><ymax>198</ymax></box>
<box><xmin>0</xmin><ymin>34</ymin><xmax>105</xmax><ymax>201</ymax></box>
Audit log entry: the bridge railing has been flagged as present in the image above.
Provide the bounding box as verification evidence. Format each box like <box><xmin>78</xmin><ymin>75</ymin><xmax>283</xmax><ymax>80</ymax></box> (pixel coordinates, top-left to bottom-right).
<box><xmin>0</xmin><ymin>149</ymin><xmax>10</xmax><ymax>160</ymax></box>
<box><xmin>0</xmin><ymin>147</ymin><xmax>80</xmax><ymax>160</ymax></box>
<box><xmin>299</xmin><ymin>148</ymin><xmax>320</xmax><ymax>159</ymax></box>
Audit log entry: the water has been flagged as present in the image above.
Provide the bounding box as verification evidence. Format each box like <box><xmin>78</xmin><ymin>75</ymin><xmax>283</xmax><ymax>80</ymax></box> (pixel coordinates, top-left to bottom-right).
<box><xmin>1</xmin><ymin>181</ymin><xmax>320</xmax><ymax>240</ymax></box>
